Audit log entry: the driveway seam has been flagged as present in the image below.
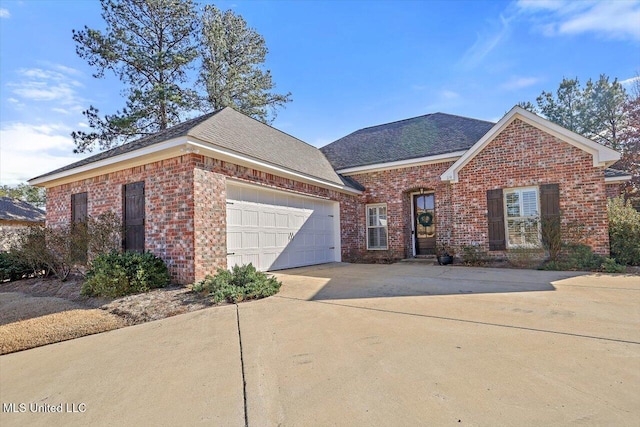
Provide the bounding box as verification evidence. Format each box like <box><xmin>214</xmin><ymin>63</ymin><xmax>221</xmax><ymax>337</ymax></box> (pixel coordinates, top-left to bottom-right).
<box><xmin>275</xmin><ymin>296</ymin><xmax>640</xmax><ymax>345</ymax></box>
<box><xmin>235</xmin><ymin>304</ymin><xmax>249</xmax><ymax>427</ymax></box>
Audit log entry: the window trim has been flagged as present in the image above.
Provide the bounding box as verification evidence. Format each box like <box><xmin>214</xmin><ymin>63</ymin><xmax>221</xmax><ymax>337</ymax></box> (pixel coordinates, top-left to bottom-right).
<box><xmin>366</xmin><ymin>203</ymin><xmax>388</xmax><ymax>250</ymax></box>
<box><xmin>503</xmin><ymin>186</ymin><xmax>541</xmax><ymax>248</ymax></box>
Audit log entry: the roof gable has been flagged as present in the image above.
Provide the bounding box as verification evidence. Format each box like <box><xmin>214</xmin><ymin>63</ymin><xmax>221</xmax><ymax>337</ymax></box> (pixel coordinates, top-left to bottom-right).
<box><xmin>440</xmin><ymin>106</ymin><xmax>621</xmax><ymax>183</ymax></box>
<box><xmin>320</xmin><ymin>113</ymin><xmax>495</xmax><ymax>170</ymax></box>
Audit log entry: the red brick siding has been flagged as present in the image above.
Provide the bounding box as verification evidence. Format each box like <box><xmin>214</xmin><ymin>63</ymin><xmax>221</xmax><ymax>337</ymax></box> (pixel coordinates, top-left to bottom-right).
<box><xmin>46</xmin><ymin>153</ymin><xmax>360</xmax><ymax>284</ymax></box>
<box><xmin>341</xmin><ymin>119</ymin><xmax>611</xmax><ymax>258</ymax></box>
<box><xmin>344</xmin><ymin>162</ymin><xmax>454</xmax><ymax>260</ymax></box>
<box><xmin>46</xmin><ymin>156</ymin><xmax>196</xmax><ymax>283</ymax></box>
<box><xmin>453</xmin><ymin>118</ymin><xmax>609</xmax><ymax>255</ymax></box>
<box><xmin>605</xmin><ymin>183</ymin><xmax>623</xmax><ymax>199</ymax></box>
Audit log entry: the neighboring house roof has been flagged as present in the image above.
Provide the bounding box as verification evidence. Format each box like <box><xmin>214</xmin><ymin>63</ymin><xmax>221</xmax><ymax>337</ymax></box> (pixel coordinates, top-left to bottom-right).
<box><xmin>30</xmin><ymin>107</ymin><xmax>359</xmax><ymax>193</ymax></box>
<box><xmin>441</xmin><ymin>106</ymin><xmax>621</xmax><ymax>183</ymax></box>
<box><xmin>320</xmin><ymin>113</ymin><xmax>495</xmax><ymax>170</ymax></box>
<box><xmin>0</xmin><ymin>197</ymin><xmax>45</xmax><ymax>222</ymax></box>
<box><xmin>605</xmin><ymin>167</ymin><xmax>633</xmax><ymax>183</ymax></box>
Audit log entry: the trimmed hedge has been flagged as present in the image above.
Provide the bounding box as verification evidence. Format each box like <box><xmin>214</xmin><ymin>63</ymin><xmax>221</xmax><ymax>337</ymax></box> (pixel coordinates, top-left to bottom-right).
<box><xmin>81</xmin><ymin>251</ymin><xmax>170</xmax><ymax>297</ymax></box>
<box><xmin>193</xmin><ymin>263</ymin><xmax>281</xmax><ymax>303</ymax></box>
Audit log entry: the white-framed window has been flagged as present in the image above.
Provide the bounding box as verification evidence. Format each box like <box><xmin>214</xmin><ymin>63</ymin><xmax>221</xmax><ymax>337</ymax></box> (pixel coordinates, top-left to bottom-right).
<box><xmin>504</xmin><ymin>187</ymin><xmax>540</xmax><ymax>247</ymax></box>
<box><xmin>366</xmin><ymin>203</ymin><xmax>388</xmax><ymax>250</ymax></box>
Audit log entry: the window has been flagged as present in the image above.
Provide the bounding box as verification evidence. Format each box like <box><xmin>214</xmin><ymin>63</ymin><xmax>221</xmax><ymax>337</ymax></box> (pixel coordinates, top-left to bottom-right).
<box><xmin>504</xmin><ymin>187</ymin><xmax>540</xmax><ymax>247</ymax></box>
<box><xmin>366</xmin><ymin>204</ymin><xmax>388</xmax><ymax>250</ymax></box>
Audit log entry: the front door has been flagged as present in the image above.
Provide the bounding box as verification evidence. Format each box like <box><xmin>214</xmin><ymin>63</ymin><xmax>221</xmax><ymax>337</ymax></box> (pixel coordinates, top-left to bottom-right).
<box><xmin>414</xmin><ymin>193</ymin><xmax>436</xmax><ymax>255</ymax></box>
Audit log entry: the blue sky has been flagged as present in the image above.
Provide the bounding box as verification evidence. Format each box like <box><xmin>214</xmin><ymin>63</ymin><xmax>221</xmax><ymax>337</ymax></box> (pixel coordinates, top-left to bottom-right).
<box><xmin>1</xmin><ymin>0</ymin><xmax>639</xmax><ymax>185</ymax></box>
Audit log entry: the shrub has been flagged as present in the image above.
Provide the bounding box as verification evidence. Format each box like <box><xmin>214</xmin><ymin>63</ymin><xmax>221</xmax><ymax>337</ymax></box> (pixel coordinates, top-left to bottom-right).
<box><xmin>193</xmin><ymin>263</ymin><xmax>281</xmax><ymax>303</ymax></box>
<box><xmin>541</xmin><ymin>216</ymin><xmax>562</xmax><ymax>262</ymax></box>
<box><xmin>600</xmin><ymin>257</ymin><xmax>626</xmax><ymax>274</ymax></box>
<box><xmin>461</xmin><ymin>245</ymin><xmax>490</xmax><ymax>266</ymax></box>
<box><xmin>82</xmin><ymin>251</ymin><xmax>170</xmax><ymax>297</ymax></box>
<box><xmin>0</xmin><ymin>251</ymin><xmax>32</xmax><ymax>282</ymax></box>
<box><xmin>507</xmin><ymin>247</ymin><xmax>545</xmax><ymax>269</ymax></box>
<box><xmin>608</xmin><ymin>197</ymin><xmax>640</xmax><ymax>266</ymax></box>
<box><xmin>540</xmin><ymin>244</ymin><xmax>619</xmax><ymax>272</ymax></box>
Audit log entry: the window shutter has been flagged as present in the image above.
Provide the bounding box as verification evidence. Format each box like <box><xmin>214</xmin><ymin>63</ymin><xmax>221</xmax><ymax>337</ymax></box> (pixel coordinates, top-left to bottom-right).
<box><xmin>71</xmin><ymin>192</ymin><xmax>87</xmax><ymax>224</ymax></box>
<box><xmin>540</xmin><ymin>184</ymin><xmax>560</xmax><ymax>246</ymax></box>
<box><xmin>487</xmin><ymin>189</ymin><xmax>506</xmax><ymax>250</ymax></box>
<box><xmin>123</xmin><ymin>181</ymin><xmax>145</xmax><ymax>253</ymax></box>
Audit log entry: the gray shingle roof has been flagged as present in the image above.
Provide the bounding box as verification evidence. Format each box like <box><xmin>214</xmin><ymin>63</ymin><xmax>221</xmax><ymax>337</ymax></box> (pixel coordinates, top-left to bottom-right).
<box><xmin>605</xmin><ymin>168</ymin><xmax>632</xmax><ymax>179</ymax></box>
<box><xmin>320</xmin><ymin>112</ymin><xmax>495</xmax><ymax>170</ymax></box>
<box><xmin>31</xmin><ymin>108</ymin><xmax>346</xmax><ymax>187</ymax></box>
<box><xmin>187</xmin><ymin>108</ymin><xmax>343</xmax><ymax>185</ymax></box>
<box><xmin>30</xmin><ymin>111</ymin><xmax>220</xmax><ymax>181</ymax></box>
<box><xmin>0</xmin><ymin>197</ymin><xmax>45</xmax><ymax>222</ymax></box>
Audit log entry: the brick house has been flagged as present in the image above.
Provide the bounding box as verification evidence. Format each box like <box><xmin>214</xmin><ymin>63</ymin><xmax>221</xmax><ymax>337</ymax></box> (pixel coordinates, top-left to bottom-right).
<box><xmin>30</xmin><ymin>106</ymin><xmax>630</xmax><ymax>283</ymax></box>
<box><xmin>0</xmin><ymin>197</ymin><xmax>45</xmax><ymax>252</ymax></box>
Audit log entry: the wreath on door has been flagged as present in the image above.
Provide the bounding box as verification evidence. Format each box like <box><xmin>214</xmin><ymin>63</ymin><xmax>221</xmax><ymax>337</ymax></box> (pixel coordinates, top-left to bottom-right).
<box><xmin>418</xmin><ymin>212</ymin><xmax>433</xmax><ymax>227</ymax></box>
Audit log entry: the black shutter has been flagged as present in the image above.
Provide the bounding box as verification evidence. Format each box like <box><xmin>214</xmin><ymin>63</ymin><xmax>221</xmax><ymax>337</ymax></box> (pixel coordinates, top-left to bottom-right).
<box><xmin>71</xmin><ymin>192</ymin><xmax>88</xmax><ymax>262</ymax></box>
<box><xmin>123</xmin><ymin>182</ymin><xmax>145</xmax><ymax>253</ymax></box>
<box><xmin>71</xmin><ymin>192</ymin><xmax>87</xmax><ymax>224</ymax></box>
<box><xmin>487</xmin><ymin>189</ymin><xmax>506</xmax><ymax>251</ymax></box>
<box><xmin>540</xmin><ymin>184</ymin><xmax>560</xmax><ymax>246</ymax></box>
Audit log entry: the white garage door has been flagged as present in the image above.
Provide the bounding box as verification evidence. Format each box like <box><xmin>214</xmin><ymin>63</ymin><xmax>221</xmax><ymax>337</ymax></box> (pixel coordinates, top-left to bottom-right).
<box><xmin>226</xmin><ymin>182</ymin><xmax>339</xmax><ymax>271</ymax></box>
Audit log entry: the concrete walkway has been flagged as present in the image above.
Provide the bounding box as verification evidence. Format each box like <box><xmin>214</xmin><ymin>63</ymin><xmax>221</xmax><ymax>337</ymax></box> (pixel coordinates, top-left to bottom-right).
<box><xmin>2</xmin><ymin>263</ymin><xmax>639</xmax><ymax>426</ymax></box>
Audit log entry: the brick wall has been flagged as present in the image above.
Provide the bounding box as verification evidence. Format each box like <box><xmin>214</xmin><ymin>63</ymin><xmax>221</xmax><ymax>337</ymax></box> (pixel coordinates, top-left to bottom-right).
<box><xmin>453</xmin><ymin>118</ymin><xmax>609</xmax><ymax>255</ymax></box>
<box><xmin>47</xmin><ymin>156</ymin><xmax>196</xmax><ymax>284</ymax></box>
<box><xmin>344</xmin><ymin>162</ymin><xmax>453</xmax><ymax>260</ymax></box>
<box><xmin>341</xmin><ymin>118</ymin><xmax>611</xmax><ymax>258</ymax></box>
<box><xmin>46</xmin><ymin>153</ymin><xmax>360</xmax><ymax>284</ymax></box>
<box><xmin>605</xmin><ymin>183</ymin><xmax>623</xmax><ymax>199</ymax></box>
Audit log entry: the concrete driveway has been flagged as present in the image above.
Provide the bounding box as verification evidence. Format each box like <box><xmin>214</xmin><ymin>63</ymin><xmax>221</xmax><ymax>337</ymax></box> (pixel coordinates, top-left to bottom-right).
<box><xmin>1</xmin><ymin>263</ymin><xmax>639</xmax><ymax>426</ymax></box>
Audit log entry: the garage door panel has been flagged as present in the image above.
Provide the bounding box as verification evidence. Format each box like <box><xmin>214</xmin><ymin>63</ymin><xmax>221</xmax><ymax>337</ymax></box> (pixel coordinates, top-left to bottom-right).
<box><xmin>227</xmin><ymin>232</ymin><xmax>242</xmax><ymax>251</ymax></box>
<box><xmin>227</xmin><ymin>208</ymin><xmax>243</xmax><ymax>226</ymax></box>
<box><xmin>243</xmin><ymin>210</ymin><xmax>259</xmax><ymax>227</ymax></box>
<box><xmin>261</xmin><ymin>211</ymin><xmax>276</xmax><ymax>228</ymax></box>
<box><xmin>226</xmin><ymin>183</ymin><xmax>338</xmax><ymax>271</ymax></box>
<box><xmin>263</xmin><ymin>232</ymin><xmax>277</xmax><ymax>248</ymax></box>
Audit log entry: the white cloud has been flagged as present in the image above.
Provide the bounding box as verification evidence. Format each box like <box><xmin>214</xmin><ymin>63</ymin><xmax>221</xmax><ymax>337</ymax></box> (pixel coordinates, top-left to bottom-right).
<box><xmin>459</xmin><ymin>14</ymin><xmax>513</xmax><ymax>68</ymax></box>
<box><xmin>516</xmin><ymin>0</ymin><xmax>640</xmax><ymax>41</ymax></box>
<box><xmin>441</xmin><ymin>90</ymin><xmax>460</xmax><ymax>100</ymax></box>
<box><xmin>621</xmin><ymin>76</ymin><xmax>640</xmax><ymax>86</ymax></box>
<box><xmin>0</xmin><ymin>122</ymin><xmax>90</xmax><ymax>185</ymax></box>
<box><xmin>0</xmin><ymin>8</ymin><xmax>10</xmax><ymax>18</ymax></box>
<box><xmin>7</xmin><ymin>66</ymin><xmax>86</xmax><ymax>112</ymax></box>
<box><xmin>501</xmin><ymin>76</ymin><xmax>540</xmax><ymax>90</ymax></box>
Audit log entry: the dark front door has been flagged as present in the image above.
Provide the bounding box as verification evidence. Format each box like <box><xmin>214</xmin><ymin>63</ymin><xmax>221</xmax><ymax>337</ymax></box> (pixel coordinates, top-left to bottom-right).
<box><xmin>414</xmin><ymin>193</ymin><xmax>436</xmax><ymax>255</ymax></box>
<box><xmin>123</xmin><ymin>181</ymin><xmax>145</xmax><ymax>253</ymax></box>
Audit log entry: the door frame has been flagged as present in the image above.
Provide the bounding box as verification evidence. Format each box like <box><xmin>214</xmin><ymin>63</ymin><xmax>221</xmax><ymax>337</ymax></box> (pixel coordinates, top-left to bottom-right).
<box><xmin>409</xmin><ymin>190</ymin><xmax>436</xmax><ymax>257</ymax></box>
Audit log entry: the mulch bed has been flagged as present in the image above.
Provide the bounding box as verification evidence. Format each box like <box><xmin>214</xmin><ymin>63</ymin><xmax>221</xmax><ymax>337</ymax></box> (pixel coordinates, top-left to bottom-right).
<box><xmin>0</xmin><ymin>275</ymin><xmax>217</xmax><ymax>354</ymax></box>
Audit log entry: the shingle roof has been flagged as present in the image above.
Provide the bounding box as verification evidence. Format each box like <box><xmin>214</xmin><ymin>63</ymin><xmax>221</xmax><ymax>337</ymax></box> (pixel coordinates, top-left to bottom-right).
<box><xmin>31</xmin><ymin>111</ymin><xmax>220</xmax><ymax>181</ymax></box>
<box><xmin>0</xmin><ymin>197</ymin><xmax>45</xmax><ymax>222</ymax></box>
<box><xmin>187</xmin><ymin>108</ymin><xmax>343</xmax><ymax>185</ymax></box>
<box><xmin>320</xmin><ymin>113</ymin><xmax>495</xmax><ymax>170</ymax></box>
<box><xmin>604</xmin><ymin>168</ymin><xmax>632</xmax><ymax>179</ymax></box>
<box><xmin>31</xmin><ymin>107</ymin><xmax>346</xmax><ymax>187</ymax></box>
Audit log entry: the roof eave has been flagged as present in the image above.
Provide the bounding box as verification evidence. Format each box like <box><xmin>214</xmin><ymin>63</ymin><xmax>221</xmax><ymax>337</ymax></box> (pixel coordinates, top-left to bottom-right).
<box><xmin>28</xmin><ymin>136</ymin><xmax>362</xmax><ymax>195</ymax></box>
<box><xmin>336</xmin><ymin>151</ymin><xmax>468</xmax><ymax>175</ymax></box>
<box><xmin>605</xmin><ymin>175</ymin><xmax>633</xmax><ymax>183</ymax></box>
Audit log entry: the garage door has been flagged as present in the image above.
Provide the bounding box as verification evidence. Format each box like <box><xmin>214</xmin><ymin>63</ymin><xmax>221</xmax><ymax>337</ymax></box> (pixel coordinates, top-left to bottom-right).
<box><xmin>226</xmin><ymin>182</ymin><xmax>339</xmax><ymax>271</ymax></box>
